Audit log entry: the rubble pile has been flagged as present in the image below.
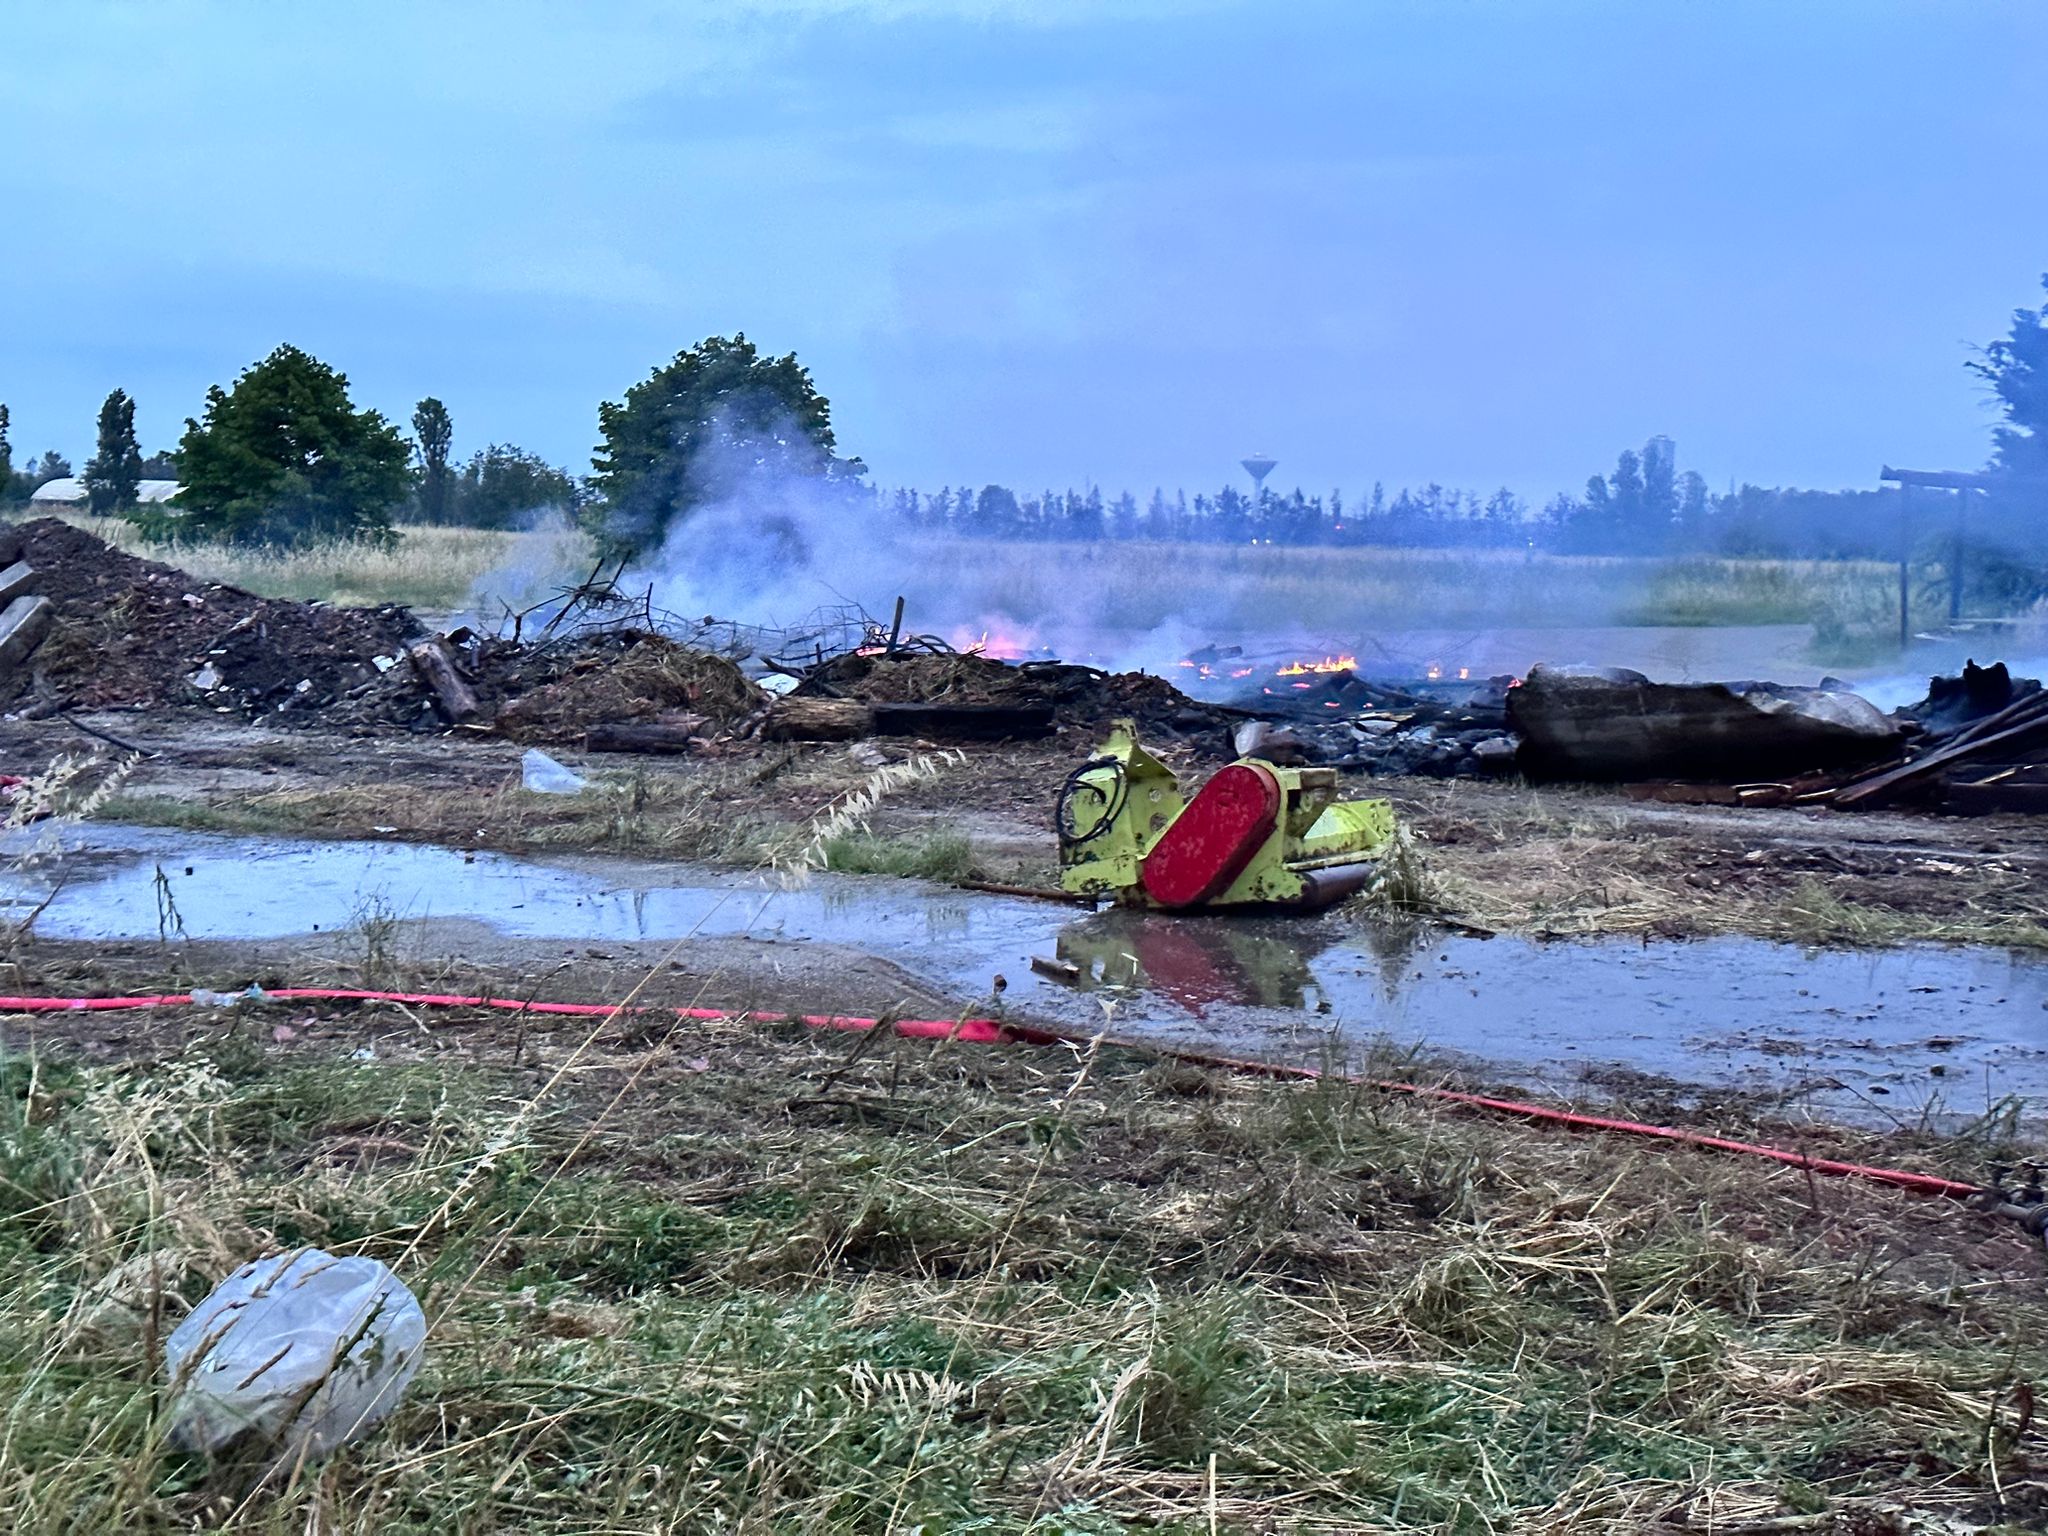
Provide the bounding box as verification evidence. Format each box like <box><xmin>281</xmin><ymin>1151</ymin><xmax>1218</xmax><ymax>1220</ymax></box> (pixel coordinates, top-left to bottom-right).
<box><xmin>1223</xmin><ymin>671</ymin><xmax>1519</xmax><ymax>776</ymax></box>
<box><xmin>490</xmin><ymin>635</ymin><xmax>764</xmax><ymax>743</ymax></box>
<box><xmin>809</xmin><ymin>651</ymin><xmax>1235</xmax><ymax>738</ymax></box>
<box><xmin>13</xmin><ymin>519</ymin><xmax>418</xmax><ymax>719</ymax></box>
<box><xmin>1833</xmin><ymin>660</ymin><xmax>2048</xmax><ymax>813</ymax></box>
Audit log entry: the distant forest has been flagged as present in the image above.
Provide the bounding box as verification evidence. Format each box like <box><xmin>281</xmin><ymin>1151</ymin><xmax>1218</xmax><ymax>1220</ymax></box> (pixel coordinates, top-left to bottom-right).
<box><xmin>877</xmin><ymin>434</ymin><xmax>2015</xmax><ymax>564</ymax></box>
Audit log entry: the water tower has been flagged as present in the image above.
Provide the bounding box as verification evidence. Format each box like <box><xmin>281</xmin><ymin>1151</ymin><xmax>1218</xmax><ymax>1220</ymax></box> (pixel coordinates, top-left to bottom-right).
<box><xmin>1241</xmin><ymin>453</ymin><xmax>1277</xmax><ymax>498</ymax></box>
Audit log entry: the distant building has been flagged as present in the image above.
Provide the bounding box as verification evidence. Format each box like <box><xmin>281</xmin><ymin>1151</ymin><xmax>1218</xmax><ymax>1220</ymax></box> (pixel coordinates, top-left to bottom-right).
<box><xmin>27</xmin><ymin>477</ymin><xmax>182</xmax><ymax>507</ymax></box>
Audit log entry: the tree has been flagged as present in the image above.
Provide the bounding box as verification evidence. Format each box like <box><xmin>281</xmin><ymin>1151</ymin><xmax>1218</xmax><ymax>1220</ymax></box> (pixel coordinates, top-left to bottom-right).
<box><xmin>412</xmin><ymin>397</ymin><xmax>454</xmax><ymax>524</ymax></box>
<box><xmin>1675</xmin><ymin>470</ymin><xmax>1711</xmax><ymax>547</ymax></box>
<box><xmin>139</xmin><ymin>449</ymin><xmax>178</xmax><ymax>479</ymax></box>
<box><xmin>972</xmin><ymin>483</ymin><xmax>1020</xmax><ymax>536</ymax></box>
<box><xmin>1971</xmin><ymin>274</ymin><xmax>2048</xmax><ymax>482</ymax></box>
<box><xmin>26</xmin><ymin>451</ymin><xmax>71</xmax><ymax>490</ymax></box>
<box><xmin>82</xmin><ymin>388</ymin><xmax>144</xmax><ymax>514</ymax></box>
<box><xmin>161</xmin><ymin>345</ymin><xmax>411</xmax><ymax>546</ymax></box>
<box><xmin>0</xmin><ymin>404</ymin><xmax>15</xmax><ymax>506</ymax></box>
<box><xmin>449</xmin><ymin>444</ymin><xmax>578</xmax><ymax>528</ymax></box>
<box><xmin>591</xmin><ymin>333</ymin><xmax>863</xmax><ymax>551</ymax></box>
<box><xmin>1640</xmin><ymin>435</ymin><xmax>1677</xmax><ymax>549</ymax></box>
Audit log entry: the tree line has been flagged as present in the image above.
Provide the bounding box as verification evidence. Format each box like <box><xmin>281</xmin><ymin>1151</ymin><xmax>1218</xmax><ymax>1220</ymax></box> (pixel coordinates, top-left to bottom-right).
<box><xmin>2</xmin><ymin>272</ymin><xmax>2043</xmax><ymax>571</ymax></box>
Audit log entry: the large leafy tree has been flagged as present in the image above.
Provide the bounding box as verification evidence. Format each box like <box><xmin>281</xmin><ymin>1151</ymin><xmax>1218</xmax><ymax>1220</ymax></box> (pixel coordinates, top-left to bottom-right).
<box><xmin>452</xmin><ymin>444</ymin><xmax>580</xmax><ymax>528</ymax></box>
<box><xmin>158</xmin><ymin>345</ymin><xmax>411</xmax><ymax>546</ymax></box>
<box><xmin>591</xmin><ymin>333</ymin><xmax>863</xmax><ymax>551</ymax></box>
<box><xmin>82</xmin><ymin>388</ymin><xmax>144</xmax><ymax>514</ymax></box>
<box><xmin>412</xmin><ymin>397</ymin><xmax>454</xmax><ymax>523</ymax></box>
<box><xmin>1972</xmin><ymin>274</ymin><xmax>2048</xmax><ymax>483</ymax></box>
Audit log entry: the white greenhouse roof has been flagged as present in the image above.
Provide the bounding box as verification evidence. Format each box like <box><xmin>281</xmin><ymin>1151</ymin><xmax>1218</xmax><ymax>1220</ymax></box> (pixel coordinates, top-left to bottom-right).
<box><xmin>28</xmin><ymin>477</ymin><xmax>182</xmax><ymax>504</ymax></box>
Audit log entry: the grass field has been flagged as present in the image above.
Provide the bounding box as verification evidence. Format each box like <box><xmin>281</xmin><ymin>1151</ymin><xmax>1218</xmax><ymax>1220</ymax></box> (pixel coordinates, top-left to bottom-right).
<box><xmin>57</xmin><ymin>515</ymin><xmax>594</xmax><ymax>613</ymax></box>
<box><xmin>2</xmin><ymin>966</ymin><xmax>2042</xmax><ymax>1534</ymax></box>
<box><xmin>907</xmin><ymin>539</ymin><xmax>1911</xmax><ymax>635</ymax></box>
<box><xmin>50</xmin><ymin>514</ymin><xmax>1922</xmax><ymax>638</ymax></box>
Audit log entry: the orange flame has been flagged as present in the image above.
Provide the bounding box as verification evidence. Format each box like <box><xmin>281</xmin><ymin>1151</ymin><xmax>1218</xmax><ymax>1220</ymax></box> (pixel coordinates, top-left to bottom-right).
<box><xmin>1274</xmin><ymin>654</ymin><xmax>1357</xmax><ymax>677</ymax></box>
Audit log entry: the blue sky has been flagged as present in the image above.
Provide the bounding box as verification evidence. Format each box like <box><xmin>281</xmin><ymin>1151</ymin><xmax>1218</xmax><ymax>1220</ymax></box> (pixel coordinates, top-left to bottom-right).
<box><xmin>3</xmin><ymin>0</ymin><xmax>2044</xmax><ymax>502</ymax></box>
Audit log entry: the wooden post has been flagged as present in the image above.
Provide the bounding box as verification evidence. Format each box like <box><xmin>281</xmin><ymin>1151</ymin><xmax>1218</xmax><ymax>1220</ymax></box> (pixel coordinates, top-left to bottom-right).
<box><xmin>886</xmin><ymin>595</ymin><xmax>905</xmax><ymax>655</ymax></box>
<box><xmin>1948</xmin><ymin>489</ymin><xmax>1970</xmax><ymax>624</ymax></box>
<box><xmin>1897</xmin><ymin>484</ymin><xmax>1912</xmax><ymax>651</ymax></box>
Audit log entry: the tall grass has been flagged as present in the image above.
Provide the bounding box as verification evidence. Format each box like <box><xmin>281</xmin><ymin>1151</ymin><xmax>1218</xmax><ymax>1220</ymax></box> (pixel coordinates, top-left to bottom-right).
<box><xmin>908</xmin><ymin>539</ymin><xmax>1898</xmax><ymax>633</ymax></box>
<box><xmin>51</xmin><ymin>513</ymin><xmax>1898</xmax><ymax>632</ymax></box>
<box><xmin>57</xmin><ymin>515</ymin><xmax>595</xmax><ymax>612</ymax></box>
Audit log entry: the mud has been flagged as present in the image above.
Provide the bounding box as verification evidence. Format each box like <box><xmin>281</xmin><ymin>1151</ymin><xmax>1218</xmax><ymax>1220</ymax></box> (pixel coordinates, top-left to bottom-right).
<box><xmin>10</xmin><ymin>822</ymin><xmax>2046</xmax><ymax>1127</ymax></box>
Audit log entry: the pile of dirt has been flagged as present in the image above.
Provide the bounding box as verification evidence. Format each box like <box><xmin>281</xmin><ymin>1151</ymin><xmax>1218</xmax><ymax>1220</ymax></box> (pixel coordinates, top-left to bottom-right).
<box><xmin>491</xmin><ymin>633</ymin><xmax>765</xmax><ymax>743</ymax></box>
<box><xmin>813</xmin><ymin>651</ymin><xmax>1232</xmax><ymax>736</ymax></box>
<box><xmin>15</xmin><ymin>519</ymin><xmax>418</xmax><ymax>720</ymax></box>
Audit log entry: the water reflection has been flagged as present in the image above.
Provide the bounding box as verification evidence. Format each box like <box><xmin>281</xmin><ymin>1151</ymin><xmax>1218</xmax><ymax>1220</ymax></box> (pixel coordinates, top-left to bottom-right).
<box><xmin>1053</xmin><ymin>908</ymin><xmax>1440</xmax><ymax>1015</ymax></box>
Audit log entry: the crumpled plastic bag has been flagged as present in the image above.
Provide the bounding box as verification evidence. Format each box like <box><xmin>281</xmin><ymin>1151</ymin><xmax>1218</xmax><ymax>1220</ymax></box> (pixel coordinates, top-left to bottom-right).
<box><xmin>163</xmin><ymin>1247</ymin><xmax>426</xmax><ymax>1458</ymax></box>
<box><xmin>520</xmin><ymin>748</ymin><xmax>586</xmax><ymax>795</ymax></box>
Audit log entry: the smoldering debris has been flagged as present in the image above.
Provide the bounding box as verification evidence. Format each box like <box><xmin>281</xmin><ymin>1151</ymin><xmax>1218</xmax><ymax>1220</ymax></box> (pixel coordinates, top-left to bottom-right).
<box><xmin>1508</xmin><ymin>666</ymin><xmax>1905</xmax><ymax>783</ymax></box>
<box><xmin>16</xmin><ymin>518</ymin><xmax>2048</xmax><ymax>815</ymax></box>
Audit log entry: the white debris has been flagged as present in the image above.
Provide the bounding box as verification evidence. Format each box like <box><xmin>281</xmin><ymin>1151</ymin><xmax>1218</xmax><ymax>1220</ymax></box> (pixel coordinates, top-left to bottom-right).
<box><xmin>163</xmin><ymin>1248</ymin><xmax>426</xmax><ymax>1459</ymax></box>
<box><xmin>521</xmin><ymin>748</ymin><xmax>586</xmax><ymax>795</ymax></box>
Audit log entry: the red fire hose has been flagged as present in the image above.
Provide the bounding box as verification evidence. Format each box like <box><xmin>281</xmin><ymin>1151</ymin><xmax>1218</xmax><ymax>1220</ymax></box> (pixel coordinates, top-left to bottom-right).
<box><xmin>0</xmin><ymin>986</ymin><xmax>1994</xmax><ymax>1207</ymax></box>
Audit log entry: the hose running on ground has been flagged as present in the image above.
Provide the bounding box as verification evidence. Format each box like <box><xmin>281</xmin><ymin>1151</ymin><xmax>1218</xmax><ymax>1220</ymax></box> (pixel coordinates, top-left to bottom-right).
<box><xmin>0</xmin><ymin>985</ymin><xmax>1994</xmax><ymax>1207</ymax></box>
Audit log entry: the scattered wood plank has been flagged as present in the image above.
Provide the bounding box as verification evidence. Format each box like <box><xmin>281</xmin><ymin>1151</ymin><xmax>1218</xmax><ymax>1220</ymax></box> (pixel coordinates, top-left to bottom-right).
<box><xmin>1834</xmin><ymin>710</ymin><xmax>2048</xmax><ymax>808</ymax></box>
<box><xmin>407</xmin><ymin>637</ymin><xmax>481</xmax><ymax>724</ymax></box>
<box><xmin>0</xmin><ymin>594</ymin><xmax>52</xmax><ymax>674</ymax></box>
<box><xmin>0</xmin><ymin>561</ymin><xmax>37</xmax><ymax>608</ymax></box>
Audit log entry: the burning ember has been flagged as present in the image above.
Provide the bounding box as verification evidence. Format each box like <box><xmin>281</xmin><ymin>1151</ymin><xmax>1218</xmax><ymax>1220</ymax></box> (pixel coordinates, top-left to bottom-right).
<box><xmin>951</xmin><ymin>624</ymin><xmax>1042</xmax><ymax>661</ymax></box>
<box><xmin>1178</xmin><ymin>657</ymin><xmax>1260</xmax><ymax>681</ymax></box>
<box><xmin>1275</xmin><ymin>654</ymin><xmax>1358</xmax><ymax>677</ymax></box>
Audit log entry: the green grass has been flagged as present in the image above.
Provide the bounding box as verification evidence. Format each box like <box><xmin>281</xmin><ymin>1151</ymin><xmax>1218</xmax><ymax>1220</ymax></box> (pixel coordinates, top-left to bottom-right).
<box><xmin>818</xmin><ymin>828</ymin><xmax>982</xmax><ymax>882</ymax></box>
<box><xmin>0</xmin><ymin>989</ymin><xmax>2041</xmax><ymax>1533</ymax></box>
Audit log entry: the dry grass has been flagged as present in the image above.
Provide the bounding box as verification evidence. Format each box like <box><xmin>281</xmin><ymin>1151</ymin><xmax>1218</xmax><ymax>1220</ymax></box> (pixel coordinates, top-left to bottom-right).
<box><xmin>0</xmin><ymin>940</ymin><xmax>2042</xmax><ymax>1533</ymax></box>
<box><xmin>908</xmin><ymin>540</ymin><xmax>1899</xmax><ymax>634</ymax></box>
<box><xmin>53</xmin><ymin>514</ymin><xmax>1896</xmax><ymax>636</ymax></box>
<box><xmin>57</xmin><ymin>514</ymin><xmax>595</xmax><ymax>613</ymax></box>
<box><xmin>1382</xmin><ymin>782</ymin><xmax>2048</xmax><ymax>950</ymax></box>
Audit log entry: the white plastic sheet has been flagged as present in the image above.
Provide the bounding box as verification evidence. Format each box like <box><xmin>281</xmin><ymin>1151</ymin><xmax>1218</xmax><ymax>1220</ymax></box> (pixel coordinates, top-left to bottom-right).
<box><xmin>163</xmin><ymin>1248</ymin><xmax>426</xmax><ymax>1458</ymax></box>
<box><xmin>520</xmin><ymin>748</ymin><xmax>586</xmax><ymax>795</ymax></box>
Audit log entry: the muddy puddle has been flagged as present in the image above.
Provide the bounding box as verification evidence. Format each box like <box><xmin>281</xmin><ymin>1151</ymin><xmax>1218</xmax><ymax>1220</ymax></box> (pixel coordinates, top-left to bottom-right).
<box><xmin>10</xmin><ymin>824</ymin><xmax>2048</xmax><ymax>1125</ymax></box>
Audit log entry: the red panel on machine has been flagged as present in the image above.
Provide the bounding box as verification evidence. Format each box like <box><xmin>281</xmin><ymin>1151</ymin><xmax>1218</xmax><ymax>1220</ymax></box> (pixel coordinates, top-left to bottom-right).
<box><xmin>1140</xmin><ymin>763</ymin><xmax>1282</xmax><ymax>908</ymax></box>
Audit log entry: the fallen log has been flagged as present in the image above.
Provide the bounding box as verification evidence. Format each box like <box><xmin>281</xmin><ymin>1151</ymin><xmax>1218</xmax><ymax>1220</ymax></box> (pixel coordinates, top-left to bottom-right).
<box><xmin>407</xmin><ymin>637</ymin><xmax>481</xmax><ymax>724</ymax></box>
<box><xmin>870</xmin><ymin>702</ymin><xmax>1055</xmax><ymax>741</ymax></box>
<box><xmin>584</xmin><ymin>717</ymin><xmax>708</xmax><ymax>755</ymax></box>
<box><xmin>758</xmin><ymin>697</ymin><xmax>871</xmax><ymax>742</ymax></box>
<box><xmin>1510</xmin><ymin>665</ymin><xmax>1901</xmax><ymax>782</ymax></box>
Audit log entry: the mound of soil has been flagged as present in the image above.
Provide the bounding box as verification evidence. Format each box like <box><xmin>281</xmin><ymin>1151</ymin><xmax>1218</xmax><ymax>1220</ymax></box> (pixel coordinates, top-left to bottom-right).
<box><xmin>815</xmin><ymin>651</ymin><xmax>1232</xmax><ymax>735</ymax></box>
<box><xmin>15</xmin><ymin>519</ymin><xmax>419</xmax><ymax>720</ymax></box>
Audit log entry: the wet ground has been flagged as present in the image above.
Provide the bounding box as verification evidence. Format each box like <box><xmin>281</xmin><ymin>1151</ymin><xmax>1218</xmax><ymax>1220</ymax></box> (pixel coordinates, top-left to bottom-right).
<box><xmin>11</xmin><ymin>823</ymin><xmax>2047</xmax><ymax>1127</ymax></box>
